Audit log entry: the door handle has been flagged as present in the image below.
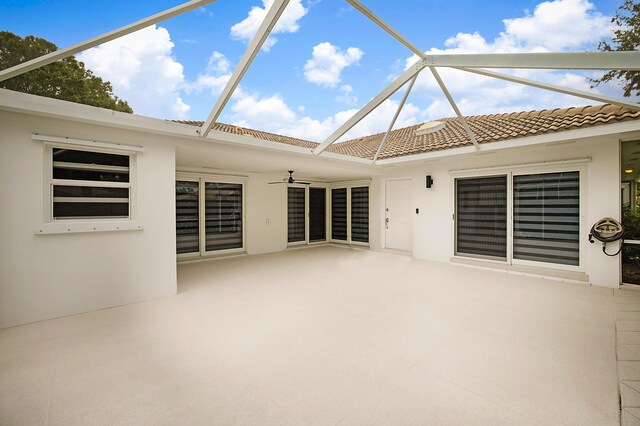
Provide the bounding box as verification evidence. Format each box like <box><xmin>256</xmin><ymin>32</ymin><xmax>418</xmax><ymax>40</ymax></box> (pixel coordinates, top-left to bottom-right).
<box><xmin>385</xmin><ymin>217</ymin><xmax>389</xmax><ymax>229</ymax></box>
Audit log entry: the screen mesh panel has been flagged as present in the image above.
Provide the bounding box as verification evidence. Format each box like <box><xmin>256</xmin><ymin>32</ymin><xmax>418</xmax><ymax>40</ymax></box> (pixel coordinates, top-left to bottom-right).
<box><xmin>351</xmin><ymin>187</ymin><xmax>369</xmax><ymax>243</ymax></box>
<box><xmin>331</xmin><ymin>188</ymin><xmax>347</xmax><ymax>241</ymax></box>
<box><xmin>288</xmin><ymin>187</ymin><xmax>306</xmax><ymax>243</ymax></box>
<box><xmin>513</xmin><ymin>171</ymin><xmax>579</xmax><ymax>266</ymax></box>
<box><xmin>456</xmin><ymin>176</ymin><xmax>507</xmax><ymax>259</ymax></box>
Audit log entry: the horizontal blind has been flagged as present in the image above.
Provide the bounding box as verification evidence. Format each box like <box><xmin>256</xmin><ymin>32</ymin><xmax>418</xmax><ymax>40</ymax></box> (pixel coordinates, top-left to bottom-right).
<box><xmin>332</xmin><ymin>188</ymin><xmax>347</xmax><ymax>241</ymax></box>
<box><xmin>176</xmin><ymin>181</ymin><xmax>199</xmax><ymax>254</ymax></box>
<box><xmin>205</xmin><ymin>182</ymin><xmax>243</xmax><ymax>251</ymax></box>
<box><xmin>513</xmin><ymin>171</ymin><xmax>579</xmax><ymax>266</ymax></box>
<box><xmin>351</xmin><ymin>187</ymin><xmax>369</xmax><ymax>243</ymax></box>
<box><xmin>456</xmin><ymin>176</ymin><xmax>507</xmax><ymax>259</ymax></box>
<box><xmin>288</xmin><ymin>187</ymin><xmax>306</xmax><ymax>243</ymax></box>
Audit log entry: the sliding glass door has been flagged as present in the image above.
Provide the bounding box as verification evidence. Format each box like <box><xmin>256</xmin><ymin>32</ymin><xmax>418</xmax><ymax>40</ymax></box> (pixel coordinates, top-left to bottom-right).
<box><xmin>288</xmin><ymin>186</ymin><xmax>327</xmax><ymax>245</ymax></box>
<box><xmin>176</xmin><ymin>176</ymin><xmax>244</xmax><ymax>258</ymax></box>
<box><xmin>330</xmin><ymin>186</ymin><xmax>370</xmax><ymax>245</ymax></box>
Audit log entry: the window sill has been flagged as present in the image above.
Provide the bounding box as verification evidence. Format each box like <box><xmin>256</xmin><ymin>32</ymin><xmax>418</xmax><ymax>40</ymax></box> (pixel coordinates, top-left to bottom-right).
<box><xmin>36</xmin><ymin>221</ymin><xmax>143</xmax><ymax>235</ymax></box>
<box><xmin>450</xmin><ymin>256</ymin><xmax>589</xmax><ymax>283</ymax></box>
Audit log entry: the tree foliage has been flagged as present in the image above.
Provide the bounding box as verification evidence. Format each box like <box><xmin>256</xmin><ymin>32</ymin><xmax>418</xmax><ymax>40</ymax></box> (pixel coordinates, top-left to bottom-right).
<box><xmin>0</xmin><ymin>31</ymin><xmax>132</xmax><ymax>113</ymax></box>
<box><xmin>592</xmin><ymin>0</ymin><xmax>640</xmax><ymax>97</ymax></box>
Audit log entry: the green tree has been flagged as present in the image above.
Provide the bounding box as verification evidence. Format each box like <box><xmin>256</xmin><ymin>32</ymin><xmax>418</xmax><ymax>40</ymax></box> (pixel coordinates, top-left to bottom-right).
<box><xmin>0</xmin><ymin>31</ymin><xmax>132</xmax><ymax>113</ymax></box>
<box><xmin>592</xmin><ymin>0</ymin><xmax>640</xmax><ymax>97</ymax></box>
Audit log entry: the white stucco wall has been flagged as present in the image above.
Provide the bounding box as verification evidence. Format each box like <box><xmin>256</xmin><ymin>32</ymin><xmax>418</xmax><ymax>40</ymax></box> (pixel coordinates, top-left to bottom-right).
<box><xmin>374</xmin><ymin>135</ymin><xmax>621</xmax><ymax>288</ymax></box>
<box><xmin>0</xmin><ymin>112</ymin><xmax>177</xmax><ymax>328</ymax></box>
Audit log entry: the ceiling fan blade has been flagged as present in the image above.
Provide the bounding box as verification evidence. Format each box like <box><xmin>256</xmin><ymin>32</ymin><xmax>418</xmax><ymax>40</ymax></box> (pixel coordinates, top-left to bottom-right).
<box><xmin>268</xmin><ymin>181</ymin><xmax>285</xmax><ymax>184</ymax></box>
<box><xmin>296</xmin><ymin>181</ymin><xmax>312</xmax><ymax>185</ymax></box>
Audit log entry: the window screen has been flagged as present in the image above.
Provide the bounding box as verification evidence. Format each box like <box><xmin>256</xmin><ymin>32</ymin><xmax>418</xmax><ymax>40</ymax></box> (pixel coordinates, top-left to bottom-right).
<box><xmin>176</xmin><ymin>181</ymin><xmax>199</xmax><ymax>254</ymax></box>
<box><xmin>456</xmin><ymin>176</ymin><xmax>507</xmax><ymax>259</ymax></box>
<box><xmin>52</xmin><ymin>148</ymin><xmax>130</xmax><ymax>219</ymax></box>
<box><xmin>205</xmin><ymin>182</ymin><xmax>243</xmax><ymax>251</ymax></box>
<box><xmin>331</xmin><ymin>188</ymin><xmax>347</xmax><ymax>241</ymax></box>
<box><xmin>513</xmin><ymin>171</ymin><xmax>579</xmax><ymax>266</ymax></box>
<box><xmin>351</xmin><ymin>187</ymin><xmax>369</xmax><ymax>243</ymax></box>
<box><xmin>309</xmin><ymin>188</ymin><xmax>326</xmax><ymax>242</ymax></box>
<box><xmin>288</xmin><ymin>187</ymin><xmax>306</xmax><ymax>243</ymax></box>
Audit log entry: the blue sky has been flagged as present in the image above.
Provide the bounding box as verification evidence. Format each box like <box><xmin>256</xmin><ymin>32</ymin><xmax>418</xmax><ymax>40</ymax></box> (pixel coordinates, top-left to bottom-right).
<box><xmin>0</xmin><ymin>0</ymin><xmax>629</xmax><ymax>141</ymax></box>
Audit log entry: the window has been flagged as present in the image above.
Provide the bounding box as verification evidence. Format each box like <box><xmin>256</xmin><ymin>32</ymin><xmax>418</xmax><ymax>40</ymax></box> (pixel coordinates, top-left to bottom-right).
<box><xmin>351</xmin><ymin>187</ymin><xmax>369</xmax><ymax>243</ymax></box>
<box><xmin>309</xmin><ymin>188</ymin><xmax>327</xmax><ymax>242</ymax></box>
<box><xmin>513</xmin><ymin>171</ymin><xmax>579</xmax><ymax>266</ymax></box>
<box><xmin>176</xmin><ymin>181</ymin><xmax>199</xmax><ymax>254</ymax></box>
<box><xmin>288</xmin><ymin>187</ymin><xmax>306</xmax><ymax>243</ymax></box>
<box><xmin>455</xmin><ymin>176</ymin><xmax>507</xmax><ymax>259</ymax></box>
<box><xmin>50</xmin><ymin>147</ymin><xmax>132</xmax><ymax>220</ymax></box>
<box><xmin>175</xmin><ymin>176</ymin><xmax>245</xmax><ymax>257</ymax></box>
<box><xmin>331</xmin><ymin>188</ymin><xmax>348</xmax><ymax>241</ymax></box>
<box><xmin>453</xmin><ymin>165</ymin><xmax>584</xmax><ymax>270</ymax></box>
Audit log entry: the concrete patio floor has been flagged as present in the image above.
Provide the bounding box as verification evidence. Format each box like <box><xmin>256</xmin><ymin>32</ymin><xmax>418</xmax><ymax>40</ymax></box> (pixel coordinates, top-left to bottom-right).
<box><xmin>0</xmin><ymin>245</ymin><xmax>622</xmax><ymax>425</ymax></box>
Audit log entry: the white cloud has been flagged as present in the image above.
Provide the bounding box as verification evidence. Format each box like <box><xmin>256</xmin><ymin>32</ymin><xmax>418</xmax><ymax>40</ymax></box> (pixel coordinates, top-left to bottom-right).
<box><xmin>304</xmin><ymin>42</ymin><xmax>363</xmax><ymax>87</ymax></box>
<box><xmin>230</xmin><ymin>0</ymin><xmax>308</xmax><ymax>51</ymax></box>
<box><xmin>227</xmin><ymin>89</ymin><xmax>422</xmax><ymax>142</ymax></box>
<box><xmin>184</xmin><ymin>51</ymin><xmax>233</xmax><ymax>97</ymax></box>
<box><xmin>401</xmin><ymin>0</ymin><xmax>615</xmax><ymax>120</ymax></box>
<box><xmin>78</xmin><ymin>25</ymin><xmax>190</xmax><ymax>119</ymax></box>
<box><xmin>336</xmin><ymin>84</ymin><xmax>358</xmax><ymax>105</ymax></box>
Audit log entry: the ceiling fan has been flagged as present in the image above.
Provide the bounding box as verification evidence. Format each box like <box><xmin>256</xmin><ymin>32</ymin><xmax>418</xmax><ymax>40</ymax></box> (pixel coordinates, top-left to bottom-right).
<box><xmin>268</xmin><ymin>170</ymin><xmax>312</xmax><ymax>185</ymax></box>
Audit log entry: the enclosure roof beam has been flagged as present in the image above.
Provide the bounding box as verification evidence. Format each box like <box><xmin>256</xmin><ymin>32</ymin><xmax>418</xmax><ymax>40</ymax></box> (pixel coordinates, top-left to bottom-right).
<box><xmin>429</xmin><ymin>66</ymin><xmax>479</xmax><ymax>148</ymax></box>
<box><xmin>200</xmin><ymin>0</ymin><xmax>290</xmax><ymax>137</ymax></box>
<box><xmin>456</xmin><ymin>67</ymin><xmax>640</xmax><ymax>111</ymax></box>
<box><xmin>312</xmin><ymin>60</ymin><xmax>427</xmax><ymax>155</ymax></box>
<box><xmin>424</xmin><ymin>52</ymin><xmax>640</xmax><ymax>70</ymax></box>
<box><xmin>0</xmin><ymin>0</ymin><xmax>219</xmax><ymax>83</ymax></box>
<box><xmin>348</xmin><ymin>0</ymin><xmax>478</xmax><ymax>149</ymax></box>
<box><xmin>373</xmin><ymin>74</ymin><xmax>417</xmax><ymax>163</ymax></box>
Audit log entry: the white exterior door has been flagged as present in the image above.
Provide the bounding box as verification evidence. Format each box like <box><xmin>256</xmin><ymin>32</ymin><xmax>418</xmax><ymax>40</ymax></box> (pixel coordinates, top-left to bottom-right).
<box><xmin>385</xmin><ymin>179</ymin><xmax>412</xmax><ymax>251</ymax></box>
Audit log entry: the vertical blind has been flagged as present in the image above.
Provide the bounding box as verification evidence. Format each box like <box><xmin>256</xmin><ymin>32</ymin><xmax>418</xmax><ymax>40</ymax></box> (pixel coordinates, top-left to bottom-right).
<box><xmin>351</xmin><ymin>187</ymin><xmax>369</xmax><ymax>243</ymax></box>
<box><xmin>205</xmin><ymin>182</ymin><xmax>243</xmax><ymax>251</ymax></box>
<box><xmin>513</xmin><ymin>171</ymin><xmax>579</xmax><ymax>266</ymax></box>
<box><xmin>331</xmin><ymin>188</ymin><xmax>347</xmax><ymax>241</ymax></box>
<box><xmin>176</xmin><ymin>181</ymin><xmax>199</xmax><ymax>254</ymax></box>
<box><xmin>288</xmin><ymin>187</ymin><xmax>306</xmax><ymax>243</ymax></box>
<box><xmin>309</xmin><ymin>188</ymin><xmax>326</xmax><ymax>242</ymax></box>
<box><xmin>456</xmin><ymin>176</ymin><xmax>507</xmax><ymax>259</ymax></box>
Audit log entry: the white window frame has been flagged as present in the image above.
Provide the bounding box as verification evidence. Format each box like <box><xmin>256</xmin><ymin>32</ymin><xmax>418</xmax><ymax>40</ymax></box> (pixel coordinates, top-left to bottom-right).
<box><xmin>36</xmin><ymin>135</ymin><xmax>142</xmax><ymax>235</ymax></box>
<box><xmin>176</xmin><ymin>172</ymin><xmax>246</xmax><ymax>260</ymax></box>
<box><xmin>450</xmin><ymin>160</ymin><xmax>588</xmax><ymax>273</ymax></box>
<box><xmin>329</xmin><ymin>181</ymin><xmax>371</xmax><ymax>247</ymax></box>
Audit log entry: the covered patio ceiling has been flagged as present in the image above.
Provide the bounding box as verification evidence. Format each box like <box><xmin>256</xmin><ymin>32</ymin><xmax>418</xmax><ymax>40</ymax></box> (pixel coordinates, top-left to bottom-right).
<box><xmin>1</xmin><ymin>0</ymin><xmax>638</xmax><ymax>165</ymax></box>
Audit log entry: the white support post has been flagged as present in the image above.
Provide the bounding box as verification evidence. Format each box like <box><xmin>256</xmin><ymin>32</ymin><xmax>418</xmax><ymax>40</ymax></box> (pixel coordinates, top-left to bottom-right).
<box><xmin>0</xmin><ymin>0</ymin><xmax>219</xmax><ymax>83</ymax></box>
<box><xmin>200</xmin><ymin>0</ymin><xmax>290</xmax><ymax>137</ymax></box>
<box><xmin>429</xmin><ymin>67</ymin><xmax>479</xmax><ymax>148</ymax></box>
<box><xmin>312</xmin><ymin>60</ymin><xmax>427</xmax><ymax>155</ymax></box>
<box><xmin>373</xmin><ymin>74</ymin><xmax>417</xmax><ymax>163</ymax></box>
<box><xmin>455</xmin><ymin>67</ymin><xmax>640</xmax><ymax>111</ymax></box>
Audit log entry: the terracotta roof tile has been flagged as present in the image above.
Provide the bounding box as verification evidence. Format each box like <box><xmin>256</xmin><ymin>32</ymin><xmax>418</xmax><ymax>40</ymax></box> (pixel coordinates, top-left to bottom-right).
<box><xmin>172</xmin><ymin>120</ymin><xmax>318</xmax><ymax>150</ymax></box>
<box><xmin>172</xmin><ymin>103</ymin><xmax>640</xmax><ymax>161</ymax></box>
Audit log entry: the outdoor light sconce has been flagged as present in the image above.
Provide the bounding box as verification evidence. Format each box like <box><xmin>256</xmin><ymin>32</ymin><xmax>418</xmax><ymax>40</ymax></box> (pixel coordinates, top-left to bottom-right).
<box><xmin>426</xmin><ymin>175</ymin><xmax>434</xmax><ymax>189</ymax></box>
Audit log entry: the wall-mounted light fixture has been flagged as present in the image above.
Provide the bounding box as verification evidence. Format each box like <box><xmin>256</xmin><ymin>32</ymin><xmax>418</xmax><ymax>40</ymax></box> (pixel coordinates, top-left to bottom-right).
<box><xmin>426</xmin><ymin>175</ymin><xmax>434</xmax><ymax>189</ymax></box>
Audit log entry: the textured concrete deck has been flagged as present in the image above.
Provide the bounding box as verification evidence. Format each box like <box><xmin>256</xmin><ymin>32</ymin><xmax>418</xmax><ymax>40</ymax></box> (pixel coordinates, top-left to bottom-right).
<box><xmin>0</xmin><ymin>246</ymin><xmax>620</xmax><ymax>425</ymax></box>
